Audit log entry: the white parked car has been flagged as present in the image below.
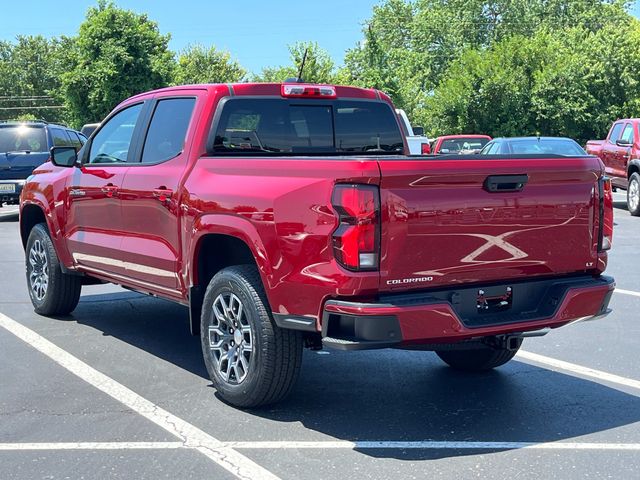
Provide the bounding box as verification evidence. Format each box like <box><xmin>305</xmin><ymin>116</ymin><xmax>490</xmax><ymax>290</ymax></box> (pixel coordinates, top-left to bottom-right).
<box><xmin>395</xmin><ymin>109</ymin><xmax>431</xmax><ymax>154</ymax></box>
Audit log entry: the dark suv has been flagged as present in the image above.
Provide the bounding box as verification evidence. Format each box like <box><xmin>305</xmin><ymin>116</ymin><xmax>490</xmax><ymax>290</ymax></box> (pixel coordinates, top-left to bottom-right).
<box><xmin>0</xmin><ymin>120</ymin><xmax>86</xmax><ymax>206</ymax></box>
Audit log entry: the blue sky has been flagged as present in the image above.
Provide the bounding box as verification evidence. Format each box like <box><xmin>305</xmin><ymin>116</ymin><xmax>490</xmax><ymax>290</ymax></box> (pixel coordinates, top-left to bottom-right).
<box><xmin>1</xmin><ymin>0</ymin><xmax>638</xmax><ymax>74</ymax></box>
<box><xmin>0</xmin><ymin>0</ymin><xmax>378</xmax><ymax>74</ymax></box>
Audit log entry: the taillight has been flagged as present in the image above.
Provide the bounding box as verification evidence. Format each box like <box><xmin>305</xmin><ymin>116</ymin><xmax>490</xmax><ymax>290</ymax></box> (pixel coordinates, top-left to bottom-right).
<box><xmin>421</xmin><ymin>143</ymin><xmax>431</xmax><ymax>155</ymax></box>
<box><xmin>281</xmin><ymin>84</ymin><xmax>337</xmax><ymax>98</ymax></box>
<box><xmin>598</xmin><ymin>176</ymin><xmax>613</xmax><ymax>251</ymax></box>
<box><xmin>331</xmin><ymin>184</ymin><xmax>380</xmax><ymax>271</ymax></box>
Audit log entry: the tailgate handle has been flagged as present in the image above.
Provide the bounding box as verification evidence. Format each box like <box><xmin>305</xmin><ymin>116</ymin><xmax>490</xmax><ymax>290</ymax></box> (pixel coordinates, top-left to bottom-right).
<box><xmin>484</xmin><ymin>174</ymin><xmax>529</xmax><ymax>193</ymax></box>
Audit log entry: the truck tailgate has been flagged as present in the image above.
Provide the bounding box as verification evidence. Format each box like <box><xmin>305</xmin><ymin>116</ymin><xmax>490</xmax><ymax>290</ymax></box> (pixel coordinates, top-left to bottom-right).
<box><xmin>378</xmin><ymin>156</ymin><xmax>602</xmax><ymax>293</ymax></box>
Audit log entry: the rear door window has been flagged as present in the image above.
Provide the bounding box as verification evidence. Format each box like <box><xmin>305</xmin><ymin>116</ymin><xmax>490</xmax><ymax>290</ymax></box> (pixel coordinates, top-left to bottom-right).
<box><xmin>141</xmin><ymin>98</ymin><xmax>196</xmax><ymax>164</ymax></box>
<box><xmin>211</xmin><ymin>98</ymin><xmax>404</xmax><ymax>155</ymax></box>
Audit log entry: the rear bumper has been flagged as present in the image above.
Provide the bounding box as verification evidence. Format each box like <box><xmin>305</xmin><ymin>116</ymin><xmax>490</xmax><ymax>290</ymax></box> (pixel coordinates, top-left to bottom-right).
<box><xmin>321</xmin><ymin>275</ymin><xmax>615</xmax><ymax>350</ymax></box>
<box><xmin>0</xmin><ymin>179</ymin><xmax>25</xmax><ymax>204</ymax></box>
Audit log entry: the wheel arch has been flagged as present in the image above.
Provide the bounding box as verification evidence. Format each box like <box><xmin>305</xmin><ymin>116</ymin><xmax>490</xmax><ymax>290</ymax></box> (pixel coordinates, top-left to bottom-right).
<box><xmin>187</xmin><ymin>215</ymin><xmax>276</xmax><ymax>335</ymax></box>
<box><xmin>627</xmin><ymin>159</ymin><xmax>640</xmax><ymax>178</ymax></box>
<box><xmin>20</xmin><ymin>202</ymin><xmax>49</xmax><ymax>249</ymax></box>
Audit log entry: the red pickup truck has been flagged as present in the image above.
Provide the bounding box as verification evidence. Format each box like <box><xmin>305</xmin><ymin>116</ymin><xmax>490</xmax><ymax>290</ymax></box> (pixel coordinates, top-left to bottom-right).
<box><xmin>586</xmin><ymin>119</ymin><xmax>640</xmax><ymax>215</ymax></box>
<box><xmin>20</xmin><ymin>83</ymin><xmax>615</xmax><ymax>407</ymax></box>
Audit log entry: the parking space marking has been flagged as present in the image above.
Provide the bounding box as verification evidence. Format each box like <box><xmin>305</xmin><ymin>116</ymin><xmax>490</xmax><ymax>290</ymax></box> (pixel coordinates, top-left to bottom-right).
<box><xmin>226</xmin><ymin>441</ymin><xmax>640</xmax><ymax>451</ymax></box>
<box><xmin>615</xmin><ymin>288</ymin><xmax>640</xmax><ymax>298</ymax></box>
<box><xmin>0</xmin><ymin>442</ymin><xmax>184</xmax><ymax>451</ymax></box>
<box><xmin>517</xmin><ymin>350</ymin><xmax>640</xmax><ymax>391</ymax></box>
<box><xmin>0</xmin><ymin>312</ymin><xmax>280</xmax><ymax>480</ymax></box>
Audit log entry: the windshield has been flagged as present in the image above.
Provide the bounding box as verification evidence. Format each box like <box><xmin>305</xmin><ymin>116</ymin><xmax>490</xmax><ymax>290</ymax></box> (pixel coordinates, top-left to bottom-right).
<box><xmin>508</xmin><ymin>138</ymin><xmax>586</xmax><ymax>155</ymax></box>
<box><xmin>211</xmin><ymin>98</ymin><xmax>404</xmax><ymax>155</ymax></box>
<box><xmin>0</xmin><ymin>125</ymin><xmax>48</xmax><ymax>153</ymax></box>
<box><xmin>439</xmin><ymin>137</ymin><xmax>489</xmax><ymax>153</ymax></box>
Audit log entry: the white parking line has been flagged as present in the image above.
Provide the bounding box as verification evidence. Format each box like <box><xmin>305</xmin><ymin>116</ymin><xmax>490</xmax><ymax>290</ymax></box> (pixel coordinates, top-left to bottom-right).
<box><xmin>0</xmin><ymin>442</ymin><xmax>185</xmax><ymax>451</ymax></box>
<box><xmin>517</xmin><ymin>350</ymin><xmax>640</xmax><ymax>391</ymax></box>
<box><xmin>0</xmin><ymin>312</ymin><xmax>280</xmax><ymax>480</ymax></box>
<box><xmin>615</xmin><ymin>288</ymin><xmax>640</xmax><ymax>298</ymax></box>
<box><xmin>227</xmin><ymin>441</ymin><xmax>640</xmax><ymax>451</ymax></box>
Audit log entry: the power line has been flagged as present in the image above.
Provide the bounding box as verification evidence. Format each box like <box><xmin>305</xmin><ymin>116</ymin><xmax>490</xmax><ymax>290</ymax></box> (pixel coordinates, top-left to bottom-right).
<box><xmin>0</xmin><ymin>105</ymin><xmax>64</xmax><ymax>110</ymax></box>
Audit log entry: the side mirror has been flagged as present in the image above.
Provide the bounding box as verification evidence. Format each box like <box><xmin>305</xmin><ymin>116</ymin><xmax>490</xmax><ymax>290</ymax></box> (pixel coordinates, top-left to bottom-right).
<box><xmin>412</xmin><ymin>126</ymin><xmax>425</xmax><ymax>136</ymax></box>
<box><xmin>50</xmin><ymin>146</ymin><xmax>78</xmax><ymax>167</ymax></box>
<box><xmin>440</xmin><ymin>148</ymin><xmax>450</xmax><ymax>154</ymax></box>
<box><xmin>616</xmin><ymin>139</ymin><xmax>633</xmax><ymax>147</ymax></box>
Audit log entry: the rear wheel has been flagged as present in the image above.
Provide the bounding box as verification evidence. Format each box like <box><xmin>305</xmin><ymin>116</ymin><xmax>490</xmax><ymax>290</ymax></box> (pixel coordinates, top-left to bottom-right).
<box><xmin>627</xmin><ymin>172</ymin><xmax>640</xmax><ymax>216</ymax></box>
<box><xmin>436</xmin><ymin>340</ymin><xmax>522</xmax><ymax>371</ymax></box>
<box><xmin>200</xmin><ymin>265</ymin><xmax>303</xmax><ymax>408</ymax></box>
<box><xmin>25</xmin><ymin>223</ymin><xmax>82</xmax><ymax>316</ymax></box>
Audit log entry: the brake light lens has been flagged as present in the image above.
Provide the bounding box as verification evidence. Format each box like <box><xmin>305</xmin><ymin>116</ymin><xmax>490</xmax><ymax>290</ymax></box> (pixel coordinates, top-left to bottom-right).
<box><xmin>421</xmin><ymin>142</ymin><xmax>431</xmax><ymax>155</ymax></box>
<box><xmin>599</xmin><ymin>177</ymin><xmax>613</xmax><ymax>251</ymax></box>
<box><xmin>331</xmin><ymin>184</ymin><xmax>380</xmax><ymax>271</ymax></box>
<box><xmin>281</xmin><ymin>84</ymin><xmax>337</xmax><ymax>98</ymax></box>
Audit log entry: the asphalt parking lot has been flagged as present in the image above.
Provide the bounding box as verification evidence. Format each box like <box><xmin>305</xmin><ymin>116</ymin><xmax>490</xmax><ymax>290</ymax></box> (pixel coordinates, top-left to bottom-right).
<box><xmin>0</xmin><ymin>194</ymin><xmax>639</xmax><ymax>480</ymax></box>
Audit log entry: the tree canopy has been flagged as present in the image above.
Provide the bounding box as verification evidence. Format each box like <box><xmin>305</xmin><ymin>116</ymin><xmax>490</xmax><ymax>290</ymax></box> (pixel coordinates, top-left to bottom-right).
<box><xmin>1</xmin><ymin>0</ymin><xmax>639</xmax><ymax>142</ymax></box>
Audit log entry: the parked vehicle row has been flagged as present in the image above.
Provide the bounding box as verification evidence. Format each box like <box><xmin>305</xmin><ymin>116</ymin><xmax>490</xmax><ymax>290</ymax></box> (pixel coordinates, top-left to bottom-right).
<box><xmin>0</xmin><ymin>120</ymin><xmax>86</xmax><ymax>206</ymax></box>
<box><xmin>20</xmin><ymin>82</ymin><xmax>615</xmax><ymax>408</ymax></box>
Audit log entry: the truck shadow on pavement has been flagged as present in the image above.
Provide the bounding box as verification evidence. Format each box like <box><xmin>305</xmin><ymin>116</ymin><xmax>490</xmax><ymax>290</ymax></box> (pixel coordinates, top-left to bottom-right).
<box><xmin>75</xmin><ymin>290</ymin><xmax>640</xmax><ymax>461</ymax></box>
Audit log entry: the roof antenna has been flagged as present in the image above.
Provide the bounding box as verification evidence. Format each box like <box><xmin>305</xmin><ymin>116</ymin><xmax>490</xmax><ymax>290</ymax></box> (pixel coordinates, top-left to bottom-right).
<box><xmin>285</xmin><ymin>48</ymin><xmax>309</xmax><ymax>83</ymax></box>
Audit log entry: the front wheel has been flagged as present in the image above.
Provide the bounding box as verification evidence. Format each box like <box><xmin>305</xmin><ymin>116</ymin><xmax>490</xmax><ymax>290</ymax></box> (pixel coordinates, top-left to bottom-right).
<box><xmin>25</xmin><ymin>223</ymin><xmax>82</xmax><ymax>316</ymax></box>
<box><xmin>436</xmin><ymin>340</ymin><xmax>522</xmax><ymax>372</ymax></box>
<box><xmin>627</xmin><ymin>172</ymin><xmax>640</xmax><ymax>216</ymax></box>
<box><xmin>200</xmin><ymin>265</ymin><xmax>303</xmax><ymax>408</ymax></box>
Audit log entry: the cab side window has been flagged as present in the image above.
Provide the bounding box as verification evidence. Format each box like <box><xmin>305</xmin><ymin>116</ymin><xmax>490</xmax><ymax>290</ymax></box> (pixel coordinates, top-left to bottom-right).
<box><xmin>620</xmin><ymin>123</ymin><xmax>634</xmax><ymax>144</ymax></box>
<box><xmin>50</xmin><ymin>128</ymin><xmax>72</xmax><ymax>147</ymax></box>
<box><xmin>608</xmin><ymin>123</ymin><xmax>623</xmax><ymax>144</ymax></box>
<box><xmin>88</xmin><ymin>104</ymin><xmax>143</xmax><ymax>164</ymax></box>
<box><xmin>141</xmin><ymin>98</ymin><xmax>196</xmax><ymax>164</ymax></box>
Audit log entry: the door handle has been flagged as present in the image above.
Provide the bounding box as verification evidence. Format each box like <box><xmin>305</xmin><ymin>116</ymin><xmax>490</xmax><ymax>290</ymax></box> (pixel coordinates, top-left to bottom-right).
<box><xmin>152</xmin><ymin>187</ymin><xmax>173</xmax><ymax>203</ymax></box>
<box><xmin>101</xmin><ymin>184</ymin><xmax>118</xmax><ymax>198</ymax></box>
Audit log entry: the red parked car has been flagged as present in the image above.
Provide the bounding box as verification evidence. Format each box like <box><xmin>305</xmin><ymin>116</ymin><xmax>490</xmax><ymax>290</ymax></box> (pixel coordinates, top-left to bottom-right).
<box><xmin>20</xmin><ymin>83</ymin><xmax>614</xmax><ymax>407</ymax></box>
<box><xmin>586</xmin><ymin>119</ymin><xmax>640</xmax><ymax>215</ymax></box>
<box><xmin>431</xmin><ymin>134</ymin><xmax>492</xmax><ymax>154</ymax></box>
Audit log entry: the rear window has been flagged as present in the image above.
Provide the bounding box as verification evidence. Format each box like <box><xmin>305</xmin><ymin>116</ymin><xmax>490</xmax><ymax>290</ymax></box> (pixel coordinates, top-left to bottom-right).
<box><xmin>211</xmin><ymin>98</ymin><xmax>404</xmax><ymax>155</ymax></box>
<box><xmin>0</xmin><ymin>126</ymin><xmax>47</xmax><ymax>153</ymax></box>
<box><xmin>508</xmin><ymin>138</ymin><xmax>586</xmax><ymax>156</ymax></box>
<box><xmin>439</xmin><ymin>137</ymin><xmax>489</xmax><ymax>153</ymax></box>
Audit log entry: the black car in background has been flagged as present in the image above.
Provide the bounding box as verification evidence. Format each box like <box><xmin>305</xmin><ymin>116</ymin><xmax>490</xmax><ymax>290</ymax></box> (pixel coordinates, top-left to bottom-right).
<box><xmin>0</xmin><ymin>120</ymin><xmax>86</xmax><ymax>206</ymax></box>
<box><xmin>480</xmin><ymin>136</ymin><xmax>587</xmax><ymax>156</ymax></box>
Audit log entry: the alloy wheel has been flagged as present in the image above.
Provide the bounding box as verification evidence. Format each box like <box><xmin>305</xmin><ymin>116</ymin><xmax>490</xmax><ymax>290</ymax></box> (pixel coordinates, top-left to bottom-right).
<box><xmin>28</xmin><ymin>239</ymin><xmax>49</xmax><ymax>301</ymax></box>
<box><xmin>208</xmin><ymin>292</ymin><xmax>253</xmax><ymax>384</ymax></box>
<box><xmin>629</xmin><ymin>178</ymin><xmax>639</xmax><ymax>212</ymax></box>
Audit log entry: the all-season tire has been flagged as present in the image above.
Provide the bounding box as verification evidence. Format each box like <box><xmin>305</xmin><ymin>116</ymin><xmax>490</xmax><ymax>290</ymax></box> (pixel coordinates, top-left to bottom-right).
<box><xmin>627</xmin><ymin>172</ymin><xmax>640</xmax><ymax>216</ymax></box>
<box><xmin>435</xmin><ymin>341</ymin><xmax>522</xmax><ymax>372</ymax></box>
<box><xmin>25</xmin><ymin>223</ymin><xmax>82</xmax><ymax>316</ymax></box>
<box><xmin>200</xmin><ymin>265</ymin><xmax>303</xmax><ymax>408</ymax></box>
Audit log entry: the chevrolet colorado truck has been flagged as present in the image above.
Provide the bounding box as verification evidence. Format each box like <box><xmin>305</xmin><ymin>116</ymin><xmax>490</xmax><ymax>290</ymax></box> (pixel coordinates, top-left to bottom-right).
<box><xmin>20</xmin><ymin>82</ymin><xmax>615</xmax><ymax>407</ymax></box>
<box><xmin>586</xmin><ymin>119</ymin><xmax>640</xmax><ymax>215</ymax></box>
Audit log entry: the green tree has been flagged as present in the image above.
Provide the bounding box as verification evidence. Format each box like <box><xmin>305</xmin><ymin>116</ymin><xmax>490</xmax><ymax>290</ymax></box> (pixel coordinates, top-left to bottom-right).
<box><xmin>254</xmin><ymin>42</ymin><xmax>346</xmax><ymax>83</ymax></box>
<box><xmin>173</xmin><ymin>44</ymin><xmax>245</xmax><ymax>85</ymax></box>
<box><xmin>60</xmin><ymin>0</ymin><xmax>174</xmax><ymax>127</ymax></box>
<box><xmin>0</xmin><ymin>36</ymin><xmax>66</xmax><ymax>122</ymax></box>
<box><xmin>344</xmin><ymin>0</ymin><xmax>633</xmax><ymax>127</ymax></box>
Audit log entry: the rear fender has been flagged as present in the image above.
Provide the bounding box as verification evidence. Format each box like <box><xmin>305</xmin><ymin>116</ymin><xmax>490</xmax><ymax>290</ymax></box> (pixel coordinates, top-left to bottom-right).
<box><xmin>189</xmin><ymin>213</ymin><xmax>274</xmax><ymax>293</ymax></box>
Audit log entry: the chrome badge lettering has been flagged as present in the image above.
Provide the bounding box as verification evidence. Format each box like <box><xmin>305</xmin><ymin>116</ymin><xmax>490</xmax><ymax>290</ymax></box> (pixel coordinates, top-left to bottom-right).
<box><xmin>387</xmin><ymin>276</ymin><xmax>434</xmax><ymax>285</ymax></box>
